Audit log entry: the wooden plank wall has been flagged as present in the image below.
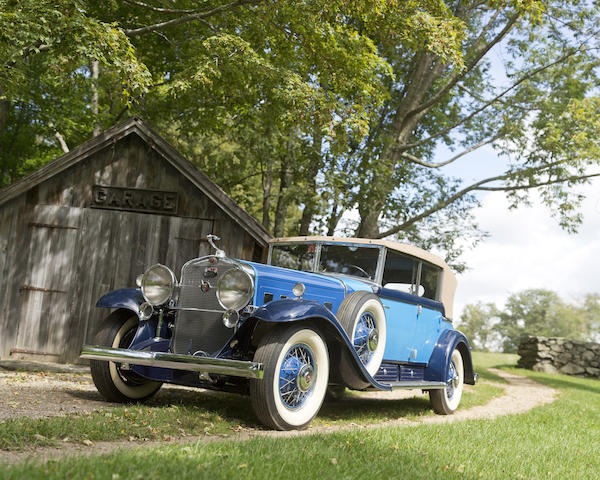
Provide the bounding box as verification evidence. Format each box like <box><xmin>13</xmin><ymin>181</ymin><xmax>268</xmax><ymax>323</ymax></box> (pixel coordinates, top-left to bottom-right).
<box><xmin>0</xmin><ymin>132</ymin><xmax>266</xmax><ymax>362</ymax></box>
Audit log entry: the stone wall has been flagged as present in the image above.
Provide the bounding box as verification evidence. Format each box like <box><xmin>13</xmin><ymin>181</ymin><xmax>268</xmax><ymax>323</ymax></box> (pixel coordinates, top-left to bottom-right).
<box><xmin>517</xmin><ymin>336</ymin><xmax>600</xmax><ymax>378</ymax></box>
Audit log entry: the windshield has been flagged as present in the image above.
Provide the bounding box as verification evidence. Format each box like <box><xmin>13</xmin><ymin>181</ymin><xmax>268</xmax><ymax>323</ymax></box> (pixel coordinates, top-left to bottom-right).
<box><xmin>270</xmin><ymin>243</ymin><xmax>316</xmax><ymax>271</ymax></box>
<box><xmin>318</xmin><ymin>244</ymin><xmax>380</xmax><ymax>280</ymax></box>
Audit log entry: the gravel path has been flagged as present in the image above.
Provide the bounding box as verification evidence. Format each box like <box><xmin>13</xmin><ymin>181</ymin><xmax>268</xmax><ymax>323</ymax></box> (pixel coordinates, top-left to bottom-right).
<box><xmin>0</xmin><ymin>368</ymin><xmax>557</xmax><ymax>465</ymax></box>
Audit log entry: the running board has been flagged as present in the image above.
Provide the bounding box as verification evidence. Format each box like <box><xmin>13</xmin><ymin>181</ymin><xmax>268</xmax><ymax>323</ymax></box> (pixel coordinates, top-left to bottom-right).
<box><xmin>80</xmin><ymin>345</ymin><xmax>264</xmax><ymax>379</ymax></box>
<box><xmin>381</xmin><ymin>380</ymin><xmax>447</xmax><ymax>390</ymax></box>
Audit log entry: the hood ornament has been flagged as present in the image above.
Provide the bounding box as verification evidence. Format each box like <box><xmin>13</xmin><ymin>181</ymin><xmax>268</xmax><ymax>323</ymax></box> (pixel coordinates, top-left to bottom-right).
<box><xmin>207</xmin><ymin>234</ymin><xmax>226</xmax><ymax>258</ymax></box>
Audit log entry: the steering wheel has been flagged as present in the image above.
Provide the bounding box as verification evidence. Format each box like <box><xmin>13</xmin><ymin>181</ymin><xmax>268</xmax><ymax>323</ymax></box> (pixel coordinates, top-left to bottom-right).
<box><xmin>346</xmin><ymin>264</ymin><xmax>372</xmax><ymax>279</ymax></box>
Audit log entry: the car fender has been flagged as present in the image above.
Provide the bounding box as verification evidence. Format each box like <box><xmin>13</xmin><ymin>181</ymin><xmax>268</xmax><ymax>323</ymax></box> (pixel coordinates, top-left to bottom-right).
<box><xmin>96</xmin><ymin>288</ymin><xmax>144</xmax><ymax>314</ymax></box>
<box><xmin>424</xmin><ymin>329</ymin><xmax>477</xmax><ymax>385</ymax></box>
<box><xmin>246</xmin><ymin>298</ymin><xmax>392</xmax><ymax>391</ymax></box>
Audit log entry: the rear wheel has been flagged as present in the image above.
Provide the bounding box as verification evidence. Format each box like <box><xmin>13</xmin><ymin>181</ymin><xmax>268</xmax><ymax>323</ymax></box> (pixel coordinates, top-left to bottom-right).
<box><xmin>429</xmin><ymin>348</ymin><xmax>464</xmax><ymax>414</ymax></box>
<box><xmin>90</xmin><ymin>312</ymin><xmax>162</xmax><ymax>403</ymax></box>
<box><xmin>250</xmin><ymin>325</ymin><xmax>329</xmax><ymax>430</ymax></box>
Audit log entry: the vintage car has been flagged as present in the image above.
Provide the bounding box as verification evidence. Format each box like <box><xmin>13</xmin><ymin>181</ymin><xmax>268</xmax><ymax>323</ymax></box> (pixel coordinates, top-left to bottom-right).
<box><xmin>81</xmin><ymin>235</ymin><xmax>476</xmax><ymax>430</ymax></box>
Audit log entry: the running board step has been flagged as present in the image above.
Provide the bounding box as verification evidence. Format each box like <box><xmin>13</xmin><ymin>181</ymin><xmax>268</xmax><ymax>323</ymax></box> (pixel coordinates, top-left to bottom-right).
<box><xmin>381</xmin><ymin>380</ymin><xmax>447</xmax><ymax>390</ymax></box>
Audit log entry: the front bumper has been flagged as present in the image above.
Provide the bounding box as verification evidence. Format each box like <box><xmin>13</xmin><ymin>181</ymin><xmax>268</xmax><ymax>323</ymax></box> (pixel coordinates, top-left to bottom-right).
<box><xmin>80</xmin><ymin>345</ymin><xmax>264</xmax><ymax>379</ymax></box>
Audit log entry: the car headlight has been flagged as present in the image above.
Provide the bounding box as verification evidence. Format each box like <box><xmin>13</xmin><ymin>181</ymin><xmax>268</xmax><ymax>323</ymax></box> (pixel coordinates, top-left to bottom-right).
<box><xmin>141</xmin><ymin>264</ymin><xmax>176</xmax><ymax>306</ymax></box>
<box><xmin>216</xmin><ymin>267</ymin><xmax>254</xmax><ymax>311</ymax></box>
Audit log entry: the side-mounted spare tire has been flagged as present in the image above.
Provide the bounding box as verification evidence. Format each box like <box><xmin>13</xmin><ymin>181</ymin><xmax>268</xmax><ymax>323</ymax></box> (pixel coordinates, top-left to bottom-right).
<box><xmin>337</xmin><ymin>291</ymin><xmax>386</xmax><ymax>389</ymax></box>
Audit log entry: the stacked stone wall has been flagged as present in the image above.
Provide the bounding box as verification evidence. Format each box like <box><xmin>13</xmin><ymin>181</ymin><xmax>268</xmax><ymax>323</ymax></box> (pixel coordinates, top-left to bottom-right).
<box><xmin>517</xmin><ymin>336</ymin><xmax>600</xmax><ymax>378</ymax></box>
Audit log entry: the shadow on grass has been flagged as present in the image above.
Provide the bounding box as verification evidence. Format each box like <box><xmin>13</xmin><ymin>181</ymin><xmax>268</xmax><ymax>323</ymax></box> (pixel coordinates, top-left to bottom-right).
<box><xmin>67</xmin><ymin>385</ymin><xmax>433</xmax><ymax>428</ymax></box>
<box><xmin>318</xmin><ymin>394</ymin><xmax>432</xmax><ymax>423</ymax></box>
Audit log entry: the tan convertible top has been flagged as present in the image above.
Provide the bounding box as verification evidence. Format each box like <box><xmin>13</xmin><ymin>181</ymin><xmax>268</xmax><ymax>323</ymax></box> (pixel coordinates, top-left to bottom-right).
<box><xmin>270</xmin><ymin>236</ymin><xmax>457</xmax><ymax>320</ymax></box>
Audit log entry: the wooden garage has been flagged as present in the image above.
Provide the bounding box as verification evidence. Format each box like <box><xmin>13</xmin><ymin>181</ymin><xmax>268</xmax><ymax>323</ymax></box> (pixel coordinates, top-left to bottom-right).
<box><xmin>0</xmin><ymin>117</ymin><xmax>271</xmax><ymax>363</ymax></box>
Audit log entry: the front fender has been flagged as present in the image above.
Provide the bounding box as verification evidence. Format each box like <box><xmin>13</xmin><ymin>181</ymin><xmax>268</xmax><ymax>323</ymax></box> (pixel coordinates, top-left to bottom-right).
<box><xmin>247</xmin><ymin>299</ymin><xmax>392</xmax><ymax>391</ymax></box>
<box><xmin>96</xmin><ymin>288</ymin><xmax>144</xmax><ymax>315</ymax></box>
<box><xmin>424</xmin><ymin>329</ymin><xmax>476</xmax><ymax>385</ymax></box>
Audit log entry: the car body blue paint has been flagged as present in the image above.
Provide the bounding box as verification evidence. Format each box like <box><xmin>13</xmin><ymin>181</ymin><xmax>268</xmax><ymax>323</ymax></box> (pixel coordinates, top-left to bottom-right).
<box><xmin>243</xmin><ymin>261</ymin><xmax>349</xmax><ymax>311</ymax></box>
<box><xmin>247</xmin><ymin>298</ymin><xmax>392</xmax><ymax>391</ymax></box>
<box><xmin>96</xmin><ymin>288</ymin><xmax>144</xmax><ymax>314</ymax></box>
<box><xmin>380</xmin><ymin>297</ymin><xmax>419</xmax><ymax>362</ymax></box>
<box><xmin>412</xmin><ymin>308</ymin><xmax>448</xmax><ymax>363</ymax></box>
<box><xmin>377</xmin><ymin>287</ymin><xmax>445</xmax><ymax>316</ymax></box>
<box><xmin>424</xmin><ymin>329</ymin><xmax>474</xmax><ymax>384</ymax></box>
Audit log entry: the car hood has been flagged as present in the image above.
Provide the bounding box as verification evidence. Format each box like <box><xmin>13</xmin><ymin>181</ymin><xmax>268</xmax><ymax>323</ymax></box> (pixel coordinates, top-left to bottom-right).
<box><xmin>242</xmin><ymin>261</ymin><xmax>374</xmax><ymax>314</ymax></box>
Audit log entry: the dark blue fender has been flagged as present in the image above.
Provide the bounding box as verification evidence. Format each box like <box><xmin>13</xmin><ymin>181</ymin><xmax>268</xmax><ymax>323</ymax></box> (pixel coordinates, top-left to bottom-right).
<box><xmin>245</xmin><ymin>298</ymin><xmax>392</xmax><ymax>391</ymax></box>
<box><xmin>96</xmin><ymin>288</ymin><xmax>144</xmax><ymax>314</ymax></box>
<box><xmin>424</xmin><ymin>329</ymin><xmax>476</xmax><ymax>385</ymax></box>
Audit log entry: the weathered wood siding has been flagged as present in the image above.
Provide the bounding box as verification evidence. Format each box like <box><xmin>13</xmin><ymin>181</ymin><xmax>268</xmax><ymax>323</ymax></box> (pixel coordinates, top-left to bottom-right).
<box><xmin>0</xmin><ymin>132</ymin><xmax>268</xmax><ymax>363</ymax></box>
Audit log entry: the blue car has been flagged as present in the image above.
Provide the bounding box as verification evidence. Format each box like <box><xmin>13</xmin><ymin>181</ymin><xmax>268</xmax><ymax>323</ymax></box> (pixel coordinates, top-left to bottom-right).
<box><xmin>82</xmin><ymin>235</ymin><xmax>476</xmax><ymax>430</ymax></box>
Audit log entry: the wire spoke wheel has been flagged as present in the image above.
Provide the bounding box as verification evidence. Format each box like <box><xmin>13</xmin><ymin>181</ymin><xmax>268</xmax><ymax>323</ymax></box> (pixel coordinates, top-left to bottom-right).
<box><xmin>429</xmin><ymin>348</ymin><xmax>464</xmax><ymax>414</ymax></box>
<box><xmin>250</xmin><ymin>325</ymin><xmax>329</xmax><ymax>430</ymax></box>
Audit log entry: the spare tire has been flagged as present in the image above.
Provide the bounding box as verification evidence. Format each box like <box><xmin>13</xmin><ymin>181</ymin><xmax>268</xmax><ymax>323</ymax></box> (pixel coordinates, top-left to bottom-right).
<box><xmin>336</xmin><ymin>291</ymin><xmax>386</xmax><ymax>389</ymax></box>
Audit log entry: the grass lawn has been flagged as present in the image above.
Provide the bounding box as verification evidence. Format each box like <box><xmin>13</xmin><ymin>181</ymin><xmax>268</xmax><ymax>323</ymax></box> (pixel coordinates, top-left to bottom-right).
<box><xmin>2</xmin><ymin>352</ymin><xmax>599</xmax><ymax>479</ymax></box>
<box><xmin>0</xmin><ymin>368</ymin><xmax>502</xmax><ymax>451</ymax></box>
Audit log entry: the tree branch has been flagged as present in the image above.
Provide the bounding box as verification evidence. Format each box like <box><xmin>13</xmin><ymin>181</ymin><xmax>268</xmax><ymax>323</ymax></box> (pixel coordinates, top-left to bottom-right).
<box><xmin>400</xmin><ymin>135</ymin><xmax>500</xmax><ymax>168</ymax></box>
<box><xmin>399</xmin><ymin>46</ymin><xmax>587</xmax><ymax>152</ymax></box>
<box><xmin>376</xmin><ymin>165</ymin><xmax>597</xmax><ymax>238</ymax></box>
<box><xmin>408</xmin><ymin>12</ymin><xmax>521</xmax><ymax>118</ymax></box>
<box><xmin>123</xmin><ymin>0</ymin><xmax>263</xmax><ymax>36</ymax></box>
<box><xmin>476</xmin><ymin>172</ymin><xmax>600</xmax><ymax>191</ymax></box>
<box><xmin>122</xmin><ymin>0</ymin><xmax>200</xmax><ymax>14</ymax></box>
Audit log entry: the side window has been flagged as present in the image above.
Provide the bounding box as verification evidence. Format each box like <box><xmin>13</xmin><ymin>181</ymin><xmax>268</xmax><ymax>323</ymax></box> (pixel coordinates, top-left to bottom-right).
<box><xmin>419</xmin><ymin>263</ymin><xmax>441</xmax><ymax>300</ymax></box>
<box><xmin>383</xmin><ymin>251</ymin><xmax>419</xmax><ymax>294</ymax></box>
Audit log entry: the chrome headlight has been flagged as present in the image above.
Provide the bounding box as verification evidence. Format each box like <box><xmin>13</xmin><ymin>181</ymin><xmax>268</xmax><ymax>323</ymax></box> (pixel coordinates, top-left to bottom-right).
<box><xmin>141</xmin><ymin>264</ymin><xmax>176</xmax><ymax>306</ymax></box>
<box><xmin>216</xmin><ymin>267</ymin><xmax>254</xmax><ymax>311</ymax></box>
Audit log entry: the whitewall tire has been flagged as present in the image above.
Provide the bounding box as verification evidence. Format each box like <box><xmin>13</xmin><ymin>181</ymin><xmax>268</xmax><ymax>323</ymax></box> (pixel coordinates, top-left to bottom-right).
<box><xmin>429</xmin><ymin>348</ymin><xmax>464</xmax><ymax>414</ymax></box>
<box><xmin>90</xmin><ymin>312</ymin><xmax>162</xmax><ymax>402</ymax></box>
<box><xmin>250</xmin><ymin>325</ymin><xmax>329</xmax><ymax>430</ymax></box>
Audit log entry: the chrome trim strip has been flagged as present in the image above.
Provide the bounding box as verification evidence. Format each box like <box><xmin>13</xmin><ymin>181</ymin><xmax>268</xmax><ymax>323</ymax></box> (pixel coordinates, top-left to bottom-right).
<box><xmin>384</xmin><ymin>380</ymin><xmax>447</xmax><ymax>390</ymax></box>
<box><xmin>80</xmin><ymin>346</ymin><xmax>264</xmax><ymax>379</ymax></box>
<box><xmin>168</xmin><ymin>306</ymin><xmax>225</xmax><ymax>313</ymax></box>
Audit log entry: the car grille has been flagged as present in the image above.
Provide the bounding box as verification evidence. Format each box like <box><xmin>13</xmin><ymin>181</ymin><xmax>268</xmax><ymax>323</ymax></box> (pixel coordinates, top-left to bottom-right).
<box><xmin>171</xmin><ymin>257</ymin><xmax>238</xmax><ymax>356</ymax></box>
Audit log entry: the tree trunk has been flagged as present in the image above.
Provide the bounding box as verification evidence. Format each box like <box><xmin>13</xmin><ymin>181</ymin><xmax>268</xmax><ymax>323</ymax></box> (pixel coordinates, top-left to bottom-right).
<box><xmin>0</xmin><ymin>87</ymin><xmax>8</xmax><ymax>134</ymax></box>
<box><xmin>355</xmin><ymin>52</ymin><xmax>445</xmax><ymax>238</ymax></box>
<box><xmin>298</xmin><ymin>130</ymin><xmax>323</xmax><ymax>235</ymax></box>
<box><xmin>261</xmin><ymin>157</ymin><xmax>273</xmax><ymax>231</ymax></box>
<box><xmin>273</xmin><ymin>157</ymin><xmax>293</xmax><ymax>237</ymax></box>
<box><xmin>91</xmin><ymin>60</ymin><xmax>101</xmax><ymax>137</ymax></box>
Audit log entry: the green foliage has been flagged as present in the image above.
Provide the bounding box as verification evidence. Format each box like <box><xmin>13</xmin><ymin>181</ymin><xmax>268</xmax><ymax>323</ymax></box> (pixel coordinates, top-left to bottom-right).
<box><xmin>460</xmin><ymin>289</ymin><xmax>600</xmax><ymax>353</ymax></box>
<box><xmin>2</xmin><ymin>1</ymin><xmax>600</xmax><ymax>268</ymax></box>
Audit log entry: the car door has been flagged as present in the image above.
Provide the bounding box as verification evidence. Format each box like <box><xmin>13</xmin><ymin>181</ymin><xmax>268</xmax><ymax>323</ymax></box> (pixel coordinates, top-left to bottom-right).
<box><xmin>379</xmin><ymin>251</ymin><xmax>420</xmax><ymax>362</ymax></box>
<box><xmin>409</xmin><ymin>262</ymin><xmax>447</xmax><ymax>363</ymax></box>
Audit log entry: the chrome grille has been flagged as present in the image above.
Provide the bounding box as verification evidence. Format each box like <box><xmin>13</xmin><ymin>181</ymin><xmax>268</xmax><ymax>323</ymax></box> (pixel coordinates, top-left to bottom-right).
<box><xmin>171</xmin><ymin>257</ymin><xmax>238</xmax><ymax>355</ymax></box>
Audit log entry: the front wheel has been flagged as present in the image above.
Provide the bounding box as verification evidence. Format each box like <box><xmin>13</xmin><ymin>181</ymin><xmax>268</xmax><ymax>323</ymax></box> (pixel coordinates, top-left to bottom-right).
<box><xmin>90</xmin><ymin>311</ymin><xmax>162</xmax><ymax>403</ymax></box>
<box><xmin>429</xmin><ymin>348</ymin><xmax>464</xmax><ymax>414</ymax></box>
<box><xmin>250</xmin><ymin>325</ymin><xmax>329</xmax><ymax>430</ymax></box>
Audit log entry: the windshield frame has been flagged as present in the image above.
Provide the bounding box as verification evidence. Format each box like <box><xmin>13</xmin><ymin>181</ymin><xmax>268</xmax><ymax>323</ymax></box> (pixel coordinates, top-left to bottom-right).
<box><xmin>268</xmin><ymin>241</ymin><xmax>386</xmax><ymax>284</ymax></box>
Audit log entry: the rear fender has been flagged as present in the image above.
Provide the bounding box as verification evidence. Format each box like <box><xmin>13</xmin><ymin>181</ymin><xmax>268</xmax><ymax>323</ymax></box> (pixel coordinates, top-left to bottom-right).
<box><xmin>243</xmin><ymin>299</ymin><xmax>391</xmax><ymax>391</ymax></box>
<box><xmin>424</xmin><ymin>329</ymin><xmax>476</xmax><ymax>385</ymax></box>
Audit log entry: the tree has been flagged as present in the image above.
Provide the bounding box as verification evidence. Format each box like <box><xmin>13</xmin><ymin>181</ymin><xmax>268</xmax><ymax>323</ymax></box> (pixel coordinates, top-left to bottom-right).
<box><xmin>343</xmin><ymin>0</ymin><xmax>600</xmax><ymax>245</ymax></box>
<box><xmin>3</xmin><ymin>1</ymin><xmax>600</xmax><ymax>270</ymax></box>
<box><xmin>456</xmin><ymin>302</ymin><xmax>499</xmax><ymax>351</ymax></box>
<box><xmin>461</xmin><ymin>289</ymin><xmax>598</xmax><ymax>353</ymax></box>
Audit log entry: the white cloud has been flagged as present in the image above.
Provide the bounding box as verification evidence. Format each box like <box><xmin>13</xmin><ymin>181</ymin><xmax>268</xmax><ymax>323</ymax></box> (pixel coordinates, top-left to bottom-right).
<box><xmin>454</xmin><ymin>183</ymin><xmax>600</xmax><ymax>319</ymax></box>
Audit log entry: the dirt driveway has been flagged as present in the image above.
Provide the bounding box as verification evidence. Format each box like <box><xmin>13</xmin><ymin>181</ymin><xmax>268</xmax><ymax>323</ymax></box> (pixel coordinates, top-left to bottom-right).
<box><xmin>0</xmin><ymin>367</ymin><xmax>557</xmax><ymax>464</ymax></box>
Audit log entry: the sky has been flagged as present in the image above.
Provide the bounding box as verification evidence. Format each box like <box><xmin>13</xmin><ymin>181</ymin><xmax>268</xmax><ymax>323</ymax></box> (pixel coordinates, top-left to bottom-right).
<box><xmin>451</xmin><ymin>178</ymin><xmax>600</xmax><ymax>322</ymax></box>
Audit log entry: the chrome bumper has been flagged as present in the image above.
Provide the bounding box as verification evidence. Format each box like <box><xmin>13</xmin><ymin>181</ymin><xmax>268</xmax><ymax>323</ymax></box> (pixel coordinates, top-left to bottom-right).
<box><xmin>80</xmin><ymin>345</ymin><xmax>264</xmax><ymax>379</ymax></box>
